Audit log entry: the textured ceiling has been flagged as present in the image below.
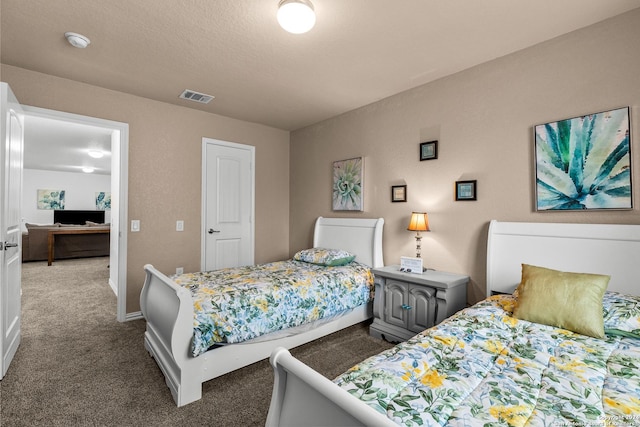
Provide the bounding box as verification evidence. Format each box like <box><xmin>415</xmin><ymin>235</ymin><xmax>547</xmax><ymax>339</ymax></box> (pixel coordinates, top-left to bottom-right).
<box><xmin>3</xmin><ymin>1</ymin><xmax>640</xmax><ymax>174</ymax></box>
<box><xmin>3</xmin><ymin>0</ymin><xmax>639</xmax><ymax>133</ymax></box>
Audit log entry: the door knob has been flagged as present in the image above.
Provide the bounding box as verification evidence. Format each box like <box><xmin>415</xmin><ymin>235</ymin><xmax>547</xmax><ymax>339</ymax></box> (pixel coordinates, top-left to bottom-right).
<box><xmin>208</xmin><ymin>229</ymin><xmax>221</xmax><ymax>234</ymax></box>
<box><xmin>2</xmin><ymin>242</ymin><xmax>18</xmax><ymax>250</ymax></box>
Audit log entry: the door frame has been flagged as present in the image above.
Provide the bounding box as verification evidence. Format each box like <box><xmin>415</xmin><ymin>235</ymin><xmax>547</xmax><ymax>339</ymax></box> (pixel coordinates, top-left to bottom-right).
<box><xmin>22</xmin><ymin>106</ymin><xmax>129</xmax><ymax>322</ymax></box>
<box><xmin>200</xmin><ymin>138</ymin><xmax>255</xmax><ymax>270</ymax></box>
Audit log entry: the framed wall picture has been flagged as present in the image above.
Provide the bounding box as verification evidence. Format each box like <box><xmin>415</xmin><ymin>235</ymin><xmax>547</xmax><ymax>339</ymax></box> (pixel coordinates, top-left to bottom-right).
<box><xmin>391</xmin><ymin>185</ymin><xmax>407</xmax><ymax>202</ymax></box>
<box><xmin>37</xmin><ymin>189</ymin><xmax>66</xmax><ymax>210</ymax></box>
<box><xmin>95</xmin><ymin>192</ymin><xmax>112</xmax><ymax>210</ymax></box>
<box><xmin>332</xmin><ymin>157</ymin><xmax>364</xmax><ymax>211</ymax></box>
<box><xmin>455</xmin><ymin>180</ymin><xmax>477</xmax><ymax>201</ymax></box>
<box><xmin>420</xmin><ymin>140</ymin><xmax>438</xmax><ymax>161</ymax></box>
<box><xmin>534</xmin><ymin>107</ymin><xmax>631</xmax><ymax>211</ymax></box>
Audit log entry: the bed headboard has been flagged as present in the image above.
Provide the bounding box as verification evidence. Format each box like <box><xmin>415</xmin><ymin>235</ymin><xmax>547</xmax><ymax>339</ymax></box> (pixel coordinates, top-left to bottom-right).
<box><xmin>313</xmin><ymin>217</ymin><xmax>384</xmax><ymax>268</ymax></box>
<box><xmin>487</xmin><ymin>220</ymin><xmax>640</xmax><ymax>297</ymax></box>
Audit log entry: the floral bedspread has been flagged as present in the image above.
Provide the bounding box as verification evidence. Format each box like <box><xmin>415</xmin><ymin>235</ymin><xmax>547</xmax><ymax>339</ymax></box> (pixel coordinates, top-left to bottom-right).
<box><xmin>173</xmin><ymin>260</ymin><xmax>373</xmax><ymax>356</ymax></box>
<box><xmin>335</xmin><ymin>294</ymin><xmax>640</xmax><ymax>426</ymax></box>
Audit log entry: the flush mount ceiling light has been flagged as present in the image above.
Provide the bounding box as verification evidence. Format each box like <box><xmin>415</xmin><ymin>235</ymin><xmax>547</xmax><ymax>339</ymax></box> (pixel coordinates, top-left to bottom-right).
<box><xmin>88</xmin><ymin>150</ymin><xmax>104</xmax><ymax>159</ymax></box>
<box><xmin>64</xmin><ymin>32</ymin><xmax>91</xmax><ymax>48</ymax></box>
<box><xmin>277</xmin><ymin>0</ymin><xmax>316</xmax><ymax>34</ymax></box>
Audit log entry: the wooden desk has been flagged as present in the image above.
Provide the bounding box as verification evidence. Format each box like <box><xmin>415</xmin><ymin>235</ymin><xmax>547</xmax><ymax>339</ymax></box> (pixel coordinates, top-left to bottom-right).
<box><xmin>47</xmin><ymin>228</ymin><xmax>110</xmax><ymax>266</ymax></box>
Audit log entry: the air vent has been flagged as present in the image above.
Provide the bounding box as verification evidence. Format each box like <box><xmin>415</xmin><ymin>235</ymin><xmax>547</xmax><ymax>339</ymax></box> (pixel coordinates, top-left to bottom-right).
<box><xmin>179</xmin><ymin>89</ymin><xmax>214</xmax><ymax>104</ymax></box>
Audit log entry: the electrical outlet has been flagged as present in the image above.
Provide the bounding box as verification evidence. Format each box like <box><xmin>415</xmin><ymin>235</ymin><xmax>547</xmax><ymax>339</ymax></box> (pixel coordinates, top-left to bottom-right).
<box><xmin>176</xmin><ymin>267</ymin><xmax>184</xmax><ymax>275</ymax></box>
<box><xmin>176</xmin><ymin>220</ymin><xmax>184</xmax><ymax>231</ymax></box>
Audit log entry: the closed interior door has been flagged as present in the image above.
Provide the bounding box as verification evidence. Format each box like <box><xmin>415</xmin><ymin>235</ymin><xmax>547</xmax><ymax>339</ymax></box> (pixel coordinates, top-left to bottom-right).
<box><xmin>1</xmin><ymin>83</ymin><xmax>24</xmax><ymax>378</ymax></box>
<box><xmin>202</xmin><ymin>138</ymin><xmax>254</xmax><ymax>271</ymax></box>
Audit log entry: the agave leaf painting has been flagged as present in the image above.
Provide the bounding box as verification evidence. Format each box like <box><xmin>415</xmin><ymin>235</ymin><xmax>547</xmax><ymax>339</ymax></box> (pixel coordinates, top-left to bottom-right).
<box><xmin>333</xmin><ymin>157</ymin><xmax>363</xmax><ymax>211</ymax></box>
<box><xmin>534</xmin><ymin>107</ymin><xmax>632</xmax><ymax>211</ymax></box>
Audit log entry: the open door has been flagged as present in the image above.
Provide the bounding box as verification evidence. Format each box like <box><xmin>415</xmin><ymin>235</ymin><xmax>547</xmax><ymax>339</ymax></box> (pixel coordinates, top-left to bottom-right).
<box><xmin>0</xmin><ymin>83</ymin><xmax>24</xmax><ymax>379</ymax></box>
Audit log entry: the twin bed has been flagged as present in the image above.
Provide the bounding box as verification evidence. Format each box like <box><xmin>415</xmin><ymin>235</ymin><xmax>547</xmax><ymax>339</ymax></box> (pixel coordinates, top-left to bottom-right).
<box><xmin>266</xmin><ymin>220</ymin><xmax>640</xmax><ymax>426</ymax></box>
<box><xmin>140</xmin><ymin>216</ymin><xmax>384</xmax><ymax>406</ymax></box>
<box><xmin>141</xmin><ymin>217</ymin><xmax>640</xmax><ymax>425</ymax></box>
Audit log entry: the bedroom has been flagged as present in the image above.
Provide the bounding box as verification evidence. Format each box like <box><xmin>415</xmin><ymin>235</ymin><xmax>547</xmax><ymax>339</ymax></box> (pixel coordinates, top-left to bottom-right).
<box><xmin>2</xmin><ymin>2</ymin><xmax>638</xmax><ymax>317</ymax></box>
<box><xmin>1</xmin><ymin>0</ymin><xmax>640</xmax><ymax>424</ymax></box>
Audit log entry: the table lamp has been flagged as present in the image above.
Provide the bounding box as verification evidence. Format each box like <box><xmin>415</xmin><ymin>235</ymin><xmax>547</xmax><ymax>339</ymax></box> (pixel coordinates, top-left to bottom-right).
<box><xmin>407</xmin><ymin>212</ymin><xmax>430</xmax><ymax>258</ymax></box>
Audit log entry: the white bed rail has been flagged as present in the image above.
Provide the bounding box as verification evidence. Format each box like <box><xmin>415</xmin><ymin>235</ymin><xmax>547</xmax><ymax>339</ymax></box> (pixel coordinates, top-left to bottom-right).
<box><xmin>266</xmin><ymin>347</ymin><xmax>396</xmax><ymax>427</ymax></box>
<box><xmin>140</xmin><ymin>264</ymin><xmax>202</xmax><ymax>406</ymax></box>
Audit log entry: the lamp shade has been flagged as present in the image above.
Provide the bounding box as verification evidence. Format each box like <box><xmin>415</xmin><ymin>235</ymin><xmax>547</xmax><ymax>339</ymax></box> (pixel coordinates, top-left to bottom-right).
<box><xmin>277</xmin><ymin>0</ymin><xmax>316</xmax><ymax>34</ymax></box>
<box><xmin>407</xmin><ymin>212</ymin><xmax>430</xmax><ymax>232</ymax></box>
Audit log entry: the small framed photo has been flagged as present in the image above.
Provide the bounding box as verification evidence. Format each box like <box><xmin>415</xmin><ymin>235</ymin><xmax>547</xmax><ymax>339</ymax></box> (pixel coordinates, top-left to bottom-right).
<box><xmin>455</xmin><ymin>180</ymin><xmax>477</xmax><ymax>201</ymax></box>
<box><xmin>420</xmin><ymin>140</ymin><xmax>438</xmax><ymax>161</ymax></box>
<box><xmin>391</xmin><ymin>185</ymin><xmax>407</xmax><ymax>202</ymax></box>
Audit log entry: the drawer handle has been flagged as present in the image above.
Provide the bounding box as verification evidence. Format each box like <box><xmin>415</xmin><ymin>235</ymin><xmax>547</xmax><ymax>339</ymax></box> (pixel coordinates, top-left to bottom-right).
<box><xmin>401</xmin><ymin>304</ymin><xmax>412</xmax><ymax>310</ymax></box>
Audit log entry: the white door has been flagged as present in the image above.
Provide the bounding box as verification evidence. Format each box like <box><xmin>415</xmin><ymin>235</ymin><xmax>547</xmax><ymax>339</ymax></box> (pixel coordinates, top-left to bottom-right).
<box><xmin>0</xmin><ymin>83</ymin><xmax>24</xmax><ymax>379</ymax></box>
<box><xmin>201</xmin><ymin>138</ymin><xmax>254</xmax><ymax>271</ymax></box>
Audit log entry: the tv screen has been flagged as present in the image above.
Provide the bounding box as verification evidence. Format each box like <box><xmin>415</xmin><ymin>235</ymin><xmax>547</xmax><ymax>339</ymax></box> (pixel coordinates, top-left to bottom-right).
<box><xmin>53</xmin><ymin>210</ymin><xmax>105</xmax><ymax>225</ymax></box>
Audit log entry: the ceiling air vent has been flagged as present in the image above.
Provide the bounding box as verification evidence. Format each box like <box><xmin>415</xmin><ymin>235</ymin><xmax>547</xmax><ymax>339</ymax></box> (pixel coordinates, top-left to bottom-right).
<box><xmin>179</xmin><ymin>89</ymin><xmax>214</xmax><ymax>104</ymax></box>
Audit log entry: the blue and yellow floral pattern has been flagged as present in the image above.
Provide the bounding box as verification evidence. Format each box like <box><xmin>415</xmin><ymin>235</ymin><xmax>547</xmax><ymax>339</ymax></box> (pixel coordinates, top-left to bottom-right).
<box><xmin>173</xmin><ymin>260</ymin><xmax>373</xmax><ymax>356</ymax></box>
<box><xmin>335</xmin><ymin>294</ymin><xmax>640</xmax><ymax>426</ymax></box>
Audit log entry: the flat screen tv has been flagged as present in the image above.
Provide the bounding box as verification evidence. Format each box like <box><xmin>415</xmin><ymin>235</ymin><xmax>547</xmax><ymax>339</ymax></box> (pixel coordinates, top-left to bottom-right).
<box><xmin>53</xmin><ymin>210</ymin><xmax>105</xmax><ymax>225</ymax></box>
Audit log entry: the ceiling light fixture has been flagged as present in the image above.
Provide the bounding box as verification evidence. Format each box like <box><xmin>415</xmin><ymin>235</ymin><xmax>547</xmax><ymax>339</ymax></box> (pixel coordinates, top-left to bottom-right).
<box><xmin>82</xmin><ymin>167</ymin><xmax>95</xmax><ymax>173</ymax></box>
<box><xmin>88</xmin><ymin>150</ymin><xmax>104</xmax><ymax>159</ymax></box>
<box><xmin>277</xmin><ymin>0</ymin><xmax>316</xmax><ymax>34</ymax></box>
<box><xmin>64</xmin><ymin>32</ymin><xmax>91</xmax><ymax>49</ymax></box>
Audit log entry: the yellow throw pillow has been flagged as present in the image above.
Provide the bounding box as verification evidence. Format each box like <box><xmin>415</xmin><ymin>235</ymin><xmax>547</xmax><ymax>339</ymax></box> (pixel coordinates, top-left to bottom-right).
<box><xmin>512</xmin><ymin>264</ymin><xmax>610</xmax><ymax>339</ymax></box>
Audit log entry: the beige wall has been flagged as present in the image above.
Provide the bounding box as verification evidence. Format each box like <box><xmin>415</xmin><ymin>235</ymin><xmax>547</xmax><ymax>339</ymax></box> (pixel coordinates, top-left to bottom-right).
<box><xmin>2</xmin><ymin>65</ymin><xmax>290</xmax><ymax>313</ymax></box>
<box><xmin>289</xmin><ymin>9</ymin><xmax>640</xmax><ymax>304</ymax></box>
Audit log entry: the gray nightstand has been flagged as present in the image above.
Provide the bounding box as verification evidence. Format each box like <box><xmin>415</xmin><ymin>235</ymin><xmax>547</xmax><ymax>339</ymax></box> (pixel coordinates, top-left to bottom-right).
<box><xmin>370</xmin><ymin>265</ymin><xmax>469</xmax><ymax>342</ymax></box>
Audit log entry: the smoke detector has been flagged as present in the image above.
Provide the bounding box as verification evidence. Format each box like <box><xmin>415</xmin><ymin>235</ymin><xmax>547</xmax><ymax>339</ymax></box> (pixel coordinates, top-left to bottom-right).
<box><xmin>179</xmin><ymin>89</ymin><xmax>214</xmax><ymax>104</ymax></box>
<box><xmin>65</xmin><ymin>32</ymin><xmax>91</xmax><ymax>49</ymax></box>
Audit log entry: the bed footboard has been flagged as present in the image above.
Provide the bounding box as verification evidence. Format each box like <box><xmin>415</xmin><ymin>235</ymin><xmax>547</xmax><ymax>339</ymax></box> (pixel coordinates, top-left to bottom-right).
<box><xmin>266</xmin><ymin>347</ymin><xmax>395</xmax><ymax>427</ymax></box>
<box><xmin>140</xmin><ymin>264</ymin><xmax>202</xmax><ymax>406</ymax></box>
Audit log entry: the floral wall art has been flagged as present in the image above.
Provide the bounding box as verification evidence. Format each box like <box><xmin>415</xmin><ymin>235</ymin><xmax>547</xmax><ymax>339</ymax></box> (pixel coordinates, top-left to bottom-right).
<box><xmin>37</xmin><ymin>189</ymin><xmax>65</xmax><ymax>210</ymax></box>
<box><xmin>534</xmin><ymin>107</ymin><xmax>631</xmax><ymax>211</ymax></box>
<box><xmin>332</xmin><ymin>157</ymin><xmax>363</xmax><ymax>211</ymax></box>
<box><xmin>95</xmin><ymin>192</ymin><xmax>111</xmax><ymax>210</ymax></box>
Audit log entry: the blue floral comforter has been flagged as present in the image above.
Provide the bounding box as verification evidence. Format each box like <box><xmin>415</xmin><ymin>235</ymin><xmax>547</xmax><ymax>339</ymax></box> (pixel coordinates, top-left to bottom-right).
<box><xmin>173</xmin><ymin>260</ymin><xmax>373</xmax><ymax>356</ymax></box>
<box><xmin>335</xmin><ymin>294</ymin><xmax>640</xmax><ymax>426</ymax></box>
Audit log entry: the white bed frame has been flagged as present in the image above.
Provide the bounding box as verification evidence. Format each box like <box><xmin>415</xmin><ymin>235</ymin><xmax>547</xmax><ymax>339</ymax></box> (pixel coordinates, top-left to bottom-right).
<box><xmin>266</xmin><ymin>220</ymin><xmax>640</xmax><ymax>426</ymax></box>
<box><xmin>140</xmin><ymin>216</ymin><xmax>384</xmax><ymax>407</ymax></box>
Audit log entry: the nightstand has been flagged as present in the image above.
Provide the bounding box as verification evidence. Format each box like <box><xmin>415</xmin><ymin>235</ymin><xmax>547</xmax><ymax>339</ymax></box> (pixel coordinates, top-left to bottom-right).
<box><xmin>370</xmin><ymin>265</ymin><xmax>469</xmax><ymax>342</ymax></box>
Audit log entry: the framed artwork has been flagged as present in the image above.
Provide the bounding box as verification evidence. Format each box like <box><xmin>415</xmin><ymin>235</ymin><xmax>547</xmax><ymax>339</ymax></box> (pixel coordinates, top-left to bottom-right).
<box><xmin>37</xmin><ymin>189</ymin><xmax>65</xmax><ymax>210</ymax></box>
<box><xmin>420</xmin><ymin>140</ymin><xmax>438</xmax><ymax>161</ymax></box>
<box><xmin>95</xmin><ymin>192</ymin><xmax>111</xmax><ymax>210</ymax></box>
<box><xmin>455</xmin><ymin>180</ymin><xmax>477</xmax><ymax>201</ymax></box>
<box><xmin>391</xmin><ymin>185</ymin><xmax>407</xmax><ymax>202</ymax></box>
<box><xmin>332</xmin><ymin>157</ymin><xmax>363</xmax><ymax>211</ymax></box>
<box><xmin>534</xmin><ymin>107</ymin><xmax>631</xmax><ymax>211</ymax></box>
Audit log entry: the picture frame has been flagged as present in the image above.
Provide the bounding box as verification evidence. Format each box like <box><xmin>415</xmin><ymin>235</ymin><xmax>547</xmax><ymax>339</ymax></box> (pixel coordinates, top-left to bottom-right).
<box><xmin>391</xmin><ymin>185</ymin><xmax>407</xmax><ymax>202</ymax></box>
<box><xmin>37</xmin><ymin>189</ymin><xmax>66</xmax><ymax>210</ymax></box>
<box><xmin>332</xmin><ymin>157</ymin><xmax>364</xmax><ymax>211</ymax></box>
<box><xmin>534</xmin><ymin>106</ymin><xmax>631</xmax><ymax>211</ymax></box>
<box><xmin>95</xmin><ymin>192</ymin><xmax>112</xmax><ymax>210</ymax></box>
<box><xmin>455</xmin><ymin>180</ymin><xmax>477</xmax><ymax>201</ymax></box>
<box><xmin>420</xmin><ymin>140</ymin><xmax>438</xmax><ymax>161</ymax></box>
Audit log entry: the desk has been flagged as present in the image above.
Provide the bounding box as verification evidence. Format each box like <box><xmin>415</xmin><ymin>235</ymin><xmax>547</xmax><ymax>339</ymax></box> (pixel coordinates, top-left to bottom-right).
<box><xmin>47</xmin><ymin>228</ymin><xmax>110</xmax><ymax>266</ymax></box>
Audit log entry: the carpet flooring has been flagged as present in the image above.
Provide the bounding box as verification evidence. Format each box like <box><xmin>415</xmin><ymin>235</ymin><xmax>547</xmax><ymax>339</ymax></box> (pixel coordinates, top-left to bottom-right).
<box><xmin>0</xmin><ymin>257</ymin><xmax>393</xmax><ymax>426</ymax></box>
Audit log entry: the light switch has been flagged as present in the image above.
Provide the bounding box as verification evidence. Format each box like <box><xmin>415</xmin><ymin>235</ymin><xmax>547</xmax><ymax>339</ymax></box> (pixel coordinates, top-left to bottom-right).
<box><xmin>131</xmin><ymin>220</ymin><xmax>140</xmax><ymax>232</ymax></box>
<box><xmin>176</xmin><ymin>220</ymin><xmax>184</xmax><ymax>232</ymax></box>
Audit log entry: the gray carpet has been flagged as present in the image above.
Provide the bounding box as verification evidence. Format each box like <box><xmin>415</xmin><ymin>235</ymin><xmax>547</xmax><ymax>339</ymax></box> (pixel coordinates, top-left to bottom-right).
<box><xmin>0</xmin><ymin>257</ymin><xmax>393</xmax><ymax>426</ymax></box>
